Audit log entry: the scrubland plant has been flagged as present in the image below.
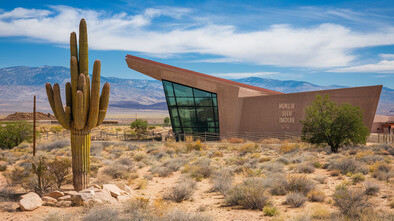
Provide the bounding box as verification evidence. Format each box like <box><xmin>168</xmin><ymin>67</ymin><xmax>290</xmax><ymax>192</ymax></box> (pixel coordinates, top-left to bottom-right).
<box><xmin>164</xmin><ymin>176</ymin><xmax>196</xmax><ymax>202</ymax></box>
<box><xmin>333</xmin><ymin>185</ymin><xmax>372</xmax><ymax>218</ymax></box>
<box><xmin>45</xmin><ymin>19</ymin><xmax>110</xmax><ymax>190</ymax></box>
<box><xmin>286</xmin><ymin>192</ymin><xmax>306</xmax><ymax>207</ymax></box>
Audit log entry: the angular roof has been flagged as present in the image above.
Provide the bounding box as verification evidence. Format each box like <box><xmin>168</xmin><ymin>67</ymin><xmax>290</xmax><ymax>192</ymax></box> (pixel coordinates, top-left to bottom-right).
<box><xmin>125</xmin><ymin>54</ymin><xmax>283</xmax><ymax>95</ymax></box>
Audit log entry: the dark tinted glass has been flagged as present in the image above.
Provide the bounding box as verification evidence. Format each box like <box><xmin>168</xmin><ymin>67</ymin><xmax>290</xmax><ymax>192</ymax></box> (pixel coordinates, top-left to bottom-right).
<box><xmin>162</xmin><ymin>80</ymin><xmax>219</xmax><ymax>135</ymax></box>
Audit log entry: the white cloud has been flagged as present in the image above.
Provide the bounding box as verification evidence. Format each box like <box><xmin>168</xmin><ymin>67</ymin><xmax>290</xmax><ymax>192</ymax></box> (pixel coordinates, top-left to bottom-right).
<box><xmin>1</xmin><ymin>6</ymin><xmax>394</xmax><ymax>68</ymax></box>
<box><xmin>380</xmin><ymin>54</ymin><xmax>394</xmax><ymax>59</ymax></box>
<box><xmin>212</xmin><ymin>72</ymin><xmax>277</xmax><ymax>79</ymax></box>
<box><xmin>329</xmin><ymin>60</ymin><xmax>394</xmax><ymax>73</ymax></box>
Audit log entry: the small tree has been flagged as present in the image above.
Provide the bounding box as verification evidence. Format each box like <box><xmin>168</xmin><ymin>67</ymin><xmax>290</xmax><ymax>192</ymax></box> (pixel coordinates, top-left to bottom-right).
<box><xmin>48</xmin><ymin>157</ymin><xmax>71</xmax><ymax>189</ymax></box>
<box><xmin>0</xmin><ymin>121</ymin><xmax>33</xmax><ymax>149</ymax></box>
<box><xmin>130</xmin><ymin>119</ymin><xmax>148</xmax><ymax>140</ymax></box>
<box><xmin>301</xmin><ymin>95</ymin><xmax>369</xmax><ymax>153</ymax></box>
<box><xmin>163</xmin><ymin>117</ymin><xmax>170</xmax><ymax>127</ymax></box>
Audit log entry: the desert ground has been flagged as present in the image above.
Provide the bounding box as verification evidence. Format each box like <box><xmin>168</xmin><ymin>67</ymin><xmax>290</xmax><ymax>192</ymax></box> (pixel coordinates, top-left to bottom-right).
<box><xmin>0</xmin><ymin>124</ymin><xmax>393</xmax><ymax>221</ymax></box>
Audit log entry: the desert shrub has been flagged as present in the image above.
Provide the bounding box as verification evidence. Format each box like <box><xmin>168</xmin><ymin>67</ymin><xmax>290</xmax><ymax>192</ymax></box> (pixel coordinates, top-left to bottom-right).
<box><xmin>227</xmin><ymin>137</ymin><xmax>244</xmax><ymax>143</ymax></box>
<box><xmin>279</xmin><ymin>142</ymin><xmax>299</xmax><ymax>153</ymax></box>
<box><xmin>371</xmin><ymin>162</ymin><xmax>393</xmax><ymax>181</ymax></box>
<box><xmin>43</xmin><ymin>211</ymin><xmax>74</xmax><ymax>221</ymax></box>
<box><xmin>262</xmin><ymin>175</ymin><xmax>288</xmax><ymax>196</ymax></box>
<box><xmin>162</xmin><ymin>158</ymin><xmax>186</xmax><ymax>172</ymax></box>
<box><xmin>0</xmin><ymin>164</ymin><xmax>6</xmax><ymax>172</ymax></box>
<box><xmin>116</xmin><ymin>157</ymin><xmax>134</xmax><ymax>168</ymax></box>
<box><xmin>29</xmin><ymin>156</ymin><xmax>55</xmax><ymax>194</ymax></box>
<box><xmin>359</xmin><ymin>154</ymin><xmax>384</xmax><ymax>164</ymax></box>
<box><xmin>38</xmin><ymin>140</ymin><xmax>70</xmax><ymax>151</ymax></box>
<box><xmin>364</xmin><ymin>181</ymin><xmax>380</xmax><ymax>195</ymax></box>
<box><xmin>150</xmin><ymin>166</ymin><xmax>173</xmax><ymax>177</ymax></box>
<box><xmin>92</xmin><ymin>174</ymin><xmax>112</xmax><ymax>185</ymax></box>
<box><xmin>286</xmin><ymin>174</ymin><xmax>315</xmax><ymax>195</ymax></box>
<box><xmin>263</xmin><ymin>205</ymin><xmax>278</xmax><ymax>217</ymax></box>
<box><xmin>82</xmin><ymin>206</ymin><xmax>120</xmax><ymax>221</ymax></box>
<box><xmin>211</xmin><ymin>169</ymin><xmax>233</xmax><ymax>194</ymax></box>
<box><xmin>225</xmin><ymin>178</ymin><xmax>270</xmax><ymax>210</ymax></box>
<box><xmin>186</xmin><ymin>140</ymin><xmax>205</xmax><ymax>151</ymax></box>
<box><xmin>136</xmin><ymin>179</ymin><xmax>148</xmax><ymax>190</ymax></box>
<box><xmin>329</xmin><ymin>158</ymin><xmax>369</xmax><ymax>174</ymax></box>
<box><xmin>307</xmin><ymin>190</ymin><xmax>326</xmax><ymax>202</ymax></box>
<box><xmin>311</xmin><ymin>205</ymin><xmax>331</xmax><ymax>220</ymax></box>
<box><xmin>286</xmin><ymin>192</ymin><xmax>306</xmax><ymax>207</ymax></box>
<box><xmin>313</xmin><ymin>175</ymin><xmax>327</xmax><ymax>184</ymax></box>
<box><xmin>185</xmin><ymin>159</ymin><xmax>213</xmax><ymax>181</ymax></box>
<box><xmin>133</xmin><ymin>152</ymin><xmax>146</xmax><ymax>162</ymax></box>
<box><xmin>351</xmin><ymin>173</ymin><xmax>365</xmax><ymax>184</ymax></box>
<box><xmin>296</xmin><ymin>163</ymin><xmax>316</xmax><ymax>173</ymax></box>
<box><xmin>0</xmin><ymin>121</ymin><xmax>33</xmax><ymax>149</ymax></box>
<box><xmin>47</xmin><ymin>157</ymin><xmax>71</xmax><ymax>189</ymax></box>
<box><xmin>162</xmin><ymin>210</ymin><xmax>212</xmax><ymax>221</ymax></box>
<box><xmin>130</xmin><ymin>119</ymin><xmax>148</xmax><ymax>139</ymax></box>
<box><xmin>211</xmin><ymin>150</ymin><xmax>223</xmax><ymax>158</ymax></box>
<box><xmin>276</xmin><ymin>156</ymin><xmax>290</xmax><ymax>164</ymax></box>
<box><xmin>101</xmin><ymin>163</ymin><xmax>130</xmax><ymax>179</ymax></box>
<box><xmin>238</xmin><ymin>143</ymin><xmax>258</xmax><ymax>155</ymax></box>
<box><xmin>333</xmin><ymin>186</ymin><xmax>371</xmax><ymax>218</ymax></box>
<box><xmin>330</xmin><ymin>170</ymin><xmax>340</xmax><ymax>176</ymax></box>
<box><xmin>164</xmin><ymin>176</ymin><xmax>196</xmax><ymax>202</ymax></box>
<box><xmin>260</xmin><ymin>161</ymin><xmax>284</xmax><ymax>173</ymax></box>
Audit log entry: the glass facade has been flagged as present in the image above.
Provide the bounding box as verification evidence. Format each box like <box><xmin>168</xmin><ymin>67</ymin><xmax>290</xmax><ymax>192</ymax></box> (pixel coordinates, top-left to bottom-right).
<box><xmin>162</xmin><ymin>80</ymin><xmax>219</xmax><ymax>135</ymax></box>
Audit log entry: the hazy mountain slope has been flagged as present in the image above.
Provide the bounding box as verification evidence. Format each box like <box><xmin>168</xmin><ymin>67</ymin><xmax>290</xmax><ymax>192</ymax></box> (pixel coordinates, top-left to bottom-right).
<box><xmin>0</xmin><ymin>66</ymin><xmax>392</xmax><ymax>115</ymax></box>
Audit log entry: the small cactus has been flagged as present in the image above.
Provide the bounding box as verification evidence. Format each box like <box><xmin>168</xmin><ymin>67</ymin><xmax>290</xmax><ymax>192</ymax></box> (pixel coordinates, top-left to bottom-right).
<box><xmin>46</xmin><ymin>19</ymin><xmax>110</xmax><ymax>191</ymax></box>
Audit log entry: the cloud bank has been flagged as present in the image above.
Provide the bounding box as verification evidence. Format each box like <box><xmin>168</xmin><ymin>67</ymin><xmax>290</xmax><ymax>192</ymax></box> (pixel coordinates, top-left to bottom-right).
<box><xmin>1</xmin><ymin>6</ymin><xmax>394</xmax><ymax>70</ymax></box>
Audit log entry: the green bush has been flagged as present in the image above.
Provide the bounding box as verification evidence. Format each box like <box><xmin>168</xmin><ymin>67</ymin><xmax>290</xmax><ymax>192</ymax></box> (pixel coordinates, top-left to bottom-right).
<box><xmin>263</xmin><ymin>206</ymin><xmax>278</xmax><ymax>216</ymax></box>
<box><xmin>301</xmin><ymin>95</ymin><xmax>369</xmax><ymax>153</ymax></box>
<box><xmin>0</xmin><ymin>121</ymin><xmax>33</xmax><ymax>149</ymax></box>
<box><xmin>130</xmin><ymin>119</ymin><xmax>148</xmax><ymax>139</ymax></box>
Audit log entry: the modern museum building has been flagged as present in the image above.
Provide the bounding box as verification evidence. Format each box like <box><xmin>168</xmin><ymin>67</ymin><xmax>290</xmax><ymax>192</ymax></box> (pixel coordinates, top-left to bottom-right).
<box><xmin>125</xmin><ymin>54</ymin><xmax>382</xmax><ymax>140</ymax></box>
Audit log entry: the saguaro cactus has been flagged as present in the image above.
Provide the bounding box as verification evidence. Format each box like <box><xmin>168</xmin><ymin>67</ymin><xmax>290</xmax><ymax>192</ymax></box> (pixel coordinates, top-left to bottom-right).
<box><xmin>46</xmin><ymin>19</ymin><xmax>110</xmax><ymax>191</ymax></box>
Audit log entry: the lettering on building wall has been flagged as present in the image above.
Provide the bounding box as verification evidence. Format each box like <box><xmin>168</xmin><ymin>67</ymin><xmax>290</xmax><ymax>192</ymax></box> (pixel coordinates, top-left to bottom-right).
<box><xmin>279</xmin><ymin>103</ymin><xmax>295</xmax><ymax>124</ymax></box>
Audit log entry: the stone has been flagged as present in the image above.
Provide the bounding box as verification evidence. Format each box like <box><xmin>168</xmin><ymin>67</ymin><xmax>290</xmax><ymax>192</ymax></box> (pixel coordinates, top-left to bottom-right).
<box><xmin>90</xmin><ymin>184</ymin><xmax>101</xmax><ymax>189</ymax></box>
<box><xmin>93</xmin><ymin>191</ymin><xmax>118</xmax><ymax>204</ymax></box>
<box><xmin>56</xmin><ymin>200</ymin><xmax>73</xmax><ymax>207</ymax></box>
<box><xmin>71</xmin><ymin>193</ymin><xmax>95</xmax><ymax>206</ymax></box>
<box><xmin>42</xmin><ymin>196</ymin><xmax>57</xmax><ymax>206</ymax></box>
<box><xmin>117</xmin><ymin>195</ymin><xmax>134</xmax><ymax>203</ymax></box>
<box><xmin>122</xmin><ymin>185</ymin><xmax>133</xmax><ymax>195</ymax></box>
<box><xmin>79</xmin><ymin>189</ymin><xmax>96</xmax><ymax>195</ymax></box>
<box><xmin>102</xmin><ymin>184</ymin><xmax>125</xmax><ymax>198</ymax></box>
<box><xmin>64</xmin><ymin>191</ymin><xmax>78</xmax><ymax>196</ymax></box>
<box><xmin>58</xmin><ymin>195</ymin><xmax>72</xmax><ymax>201</ymax></box>
<box><xmin>19</xmin><ymin>192</ymin><xmax>42</xmax><ymax>211</ymax></box>
<box><xmin>44</xmin><ymin>190</ymin><xmax>64</xmax><ymax>199</ymax></box>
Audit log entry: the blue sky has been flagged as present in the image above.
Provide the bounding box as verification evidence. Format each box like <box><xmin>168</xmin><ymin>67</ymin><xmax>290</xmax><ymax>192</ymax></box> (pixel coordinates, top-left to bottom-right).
<box><xmin>1</xmin><ymin>0</ymin><xmax>394</xmax><ymax>88</ymax></box>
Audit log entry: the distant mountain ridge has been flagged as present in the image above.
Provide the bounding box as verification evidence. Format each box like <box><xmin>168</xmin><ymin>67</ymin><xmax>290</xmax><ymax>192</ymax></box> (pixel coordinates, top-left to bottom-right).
<box><xmin>0</xmin><ymin>66</ymin><xmax>392</xmax><ymax>115</ymax></box>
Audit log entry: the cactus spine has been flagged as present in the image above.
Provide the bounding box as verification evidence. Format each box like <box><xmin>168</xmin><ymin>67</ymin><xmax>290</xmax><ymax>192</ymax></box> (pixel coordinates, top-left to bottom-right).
<box><xmin>45</xmin><ymin>19</ymin><xmax>110</xmax><ymax>191</ymax></box>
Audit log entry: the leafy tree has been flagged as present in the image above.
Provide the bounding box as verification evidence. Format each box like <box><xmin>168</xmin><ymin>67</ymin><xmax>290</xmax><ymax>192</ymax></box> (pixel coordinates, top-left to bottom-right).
<box><xmin>300</xmin><ymin>95</ymin><xmax>369</xmax><ymax>153</ymax></box>
<box><xmin>163</xmin><ymin>117</ymin><xmax>170</xmax><ymax>127</ymax></box>
<box><xmin>130</xmin><ymin>119</ymin><xmax>148</xmax><ymax>139</ymax></box>
<box><xmin>0</xmin><ymin>121</ymin><xmax>33</xmax><ymax>149</ymax></box>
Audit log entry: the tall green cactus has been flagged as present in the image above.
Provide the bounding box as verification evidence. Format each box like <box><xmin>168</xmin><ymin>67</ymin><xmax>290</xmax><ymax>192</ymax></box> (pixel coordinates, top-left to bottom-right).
<box><xmin>46</xmin><ymin>19</ymin><xmax>110</xmax><ymax>191</ymax></box>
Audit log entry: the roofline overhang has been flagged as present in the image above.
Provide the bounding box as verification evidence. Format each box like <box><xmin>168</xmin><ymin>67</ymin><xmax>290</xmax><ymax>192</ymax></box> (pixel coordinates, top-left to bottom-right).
<box><xmin>125</xmin><ymin>54</ymin><xmax>283</xmax><ymax>95</ymax></box>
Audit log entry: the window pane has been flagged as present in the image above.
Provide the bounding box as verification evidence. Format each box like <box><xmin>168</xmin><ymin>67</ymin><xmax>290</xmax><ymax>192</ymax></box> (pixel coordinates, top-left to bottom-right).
<box><xmin>212</xmin><ymin>98</ymin><xmax>218</xmax><ymax>107</ymax></box>
<box><xmin>178</xmin><ymin>107</ymin><xmax>197</xmax><ymax>127</ymax></box>
<box><xmin>167</xmin><ymin>97</ymin><xmax>176</xmax><ymax>106</ymax></box>
<box><xmin>174</xmin><ymin>83</ymin><xmax>193</xmax><ymax>97</ymax></box>
<box><xmin>196</xmin><ymin>107</ymin><xmax>214</xmax><ymax>127</ymax></box>
<box><xmin>193</xmin><ymin>88</ymin><xmax>211</xmax><ymax>97</ymax></box>
<box><xmin>214</xmin><ymin>107</ymin><xmax>219</xmax><ymax>121</ymax></box>
<box><xmin>169</xmin><ymin>107</ymin><xmax>180</xmax><ymax>127</ymax></box>
<box><xmin>163</xmin><ymin>81</ymin><xmax>174</xmax><ymax>97</ymax></box>
<box><xmin>176</xmin><ymin>97</ymin><xmax>195</xmax><ymax>106</ymax></box>
<box><xmin>195</xmin><ymin>97</ymin><xmax>212</xmax><ymax>106</ymax></box>
<box><xmin>173</xmin><ymin>127</ymin><xmax>181</xmax><ymax>133</ymax></box>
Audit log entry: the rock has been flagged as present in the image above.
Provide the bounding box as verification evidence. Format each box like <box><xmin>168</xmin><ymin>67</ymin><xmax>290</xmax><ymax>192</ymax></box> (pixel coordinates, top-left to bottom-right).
<box><xmin>42</xmin><ymin>196</ymin><xmax>57</xmax><ymax>206</ymax></box>
<box><xmin>71</xmin><ymin>193</ymin><xmax>95</xmax><ymax>206</ymax></box>
<box><xmin>102</xmin><ymin>184</ymin><xmax>125</xmax><ymax>198</ymax></box>
<box><xmin>64</xmin><ymin>191</ymin><xmax>78</xmax><ymax>196</ymax></box>
<box><xmin>93</xmin><ymin>191</ymin><xmax>118</xmax><ymax>204</ymax></box>
<box><xmin>19</xmin><ymin>192</ymin><xmax>42</xmax><ymax>211</ymax></box>
<box><xmin>58</xmin><ymin>195</ymin><xmax>72</xmax><ymax>201</ymax></box>
<box><xmin>122</xmin><ymin>185</ymin><xmax>133</xmax><ymax>195</ymax></box>
<box><xmin>79</xmin><ymin>189</ymin><xmax>96</xmax><ymax>195</ymax></box>
<box><xmin>117</xmin><ymin>195</ymin><xmax>134</xmax><ymax>203</ymax></box>
<box><xmin>44</xmin><ymin>191</ymin><xmax>64</xmax><ymax>199</ymax></box>
<box><xmin>90</xmin><ymin>184</ymin><xmax>101</xmax><ymax>189</ymax></box>
<box><xmin>56</xmin><ymin>200</ymin><xmax>73</xmax><ymax>207</ymax></box>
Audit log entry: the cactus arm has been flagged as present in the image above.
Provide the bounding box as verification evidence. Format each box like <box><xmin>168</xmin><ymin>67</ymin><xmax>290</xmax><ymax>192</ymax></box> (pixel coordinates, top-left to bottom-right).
<box><xmin>71</xmin><ymin>56</ymin><xmax>79</xmax><ymax>120</ymax></box>
<box><xmin>78</xmin><ymin>19</ymin><xmax>88</xmax><ymax>77</ymax></box>
<box><xmin>66</xmin><ymin>82</ymin><xmax>72</xmax><ymax>107</ymax></box>
<box><xmin>87</xmin><ymin>60</ymin><xmax>101</xmax><ymax>130</ymax></box>
<box><xmin>45</xmin><ymin>83</ymin><xmax>59</xmax><ymax>119</ymax></box>
<box><xmin>84</xmin><ymin>74</ymin><xmax>90</xmax><ymax>128</ymax></box>
<box><xmin>74</xmin><ymin>90</ymin><xmax>84</xmax><ymax>130</ymax></box>
<box><xmin>53</xmin><ymin>83</ymin><xmax>70</xmax><ymax>129</ymax></box>
<box><xmin>65</xmin><ymin>106</ymin><xmax>72</xmax><ymax>124</ymax></box>
<box><xmin>96</xmin><ymin>82</ymin><xmax>110</xmax><ymax>126</ymax></box>
<box><xmin>70</xmin><ymin>32</ymin><xmax>78</xmax><ymax>62</ymax></box>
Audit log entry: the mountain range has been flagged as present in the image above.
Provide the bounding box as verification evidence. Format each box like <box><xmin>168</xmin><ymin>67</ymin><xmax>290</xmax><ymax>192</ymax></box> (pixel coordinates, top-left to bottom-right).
<box><xmin>0</xmin><ymin>66</ymin><xmax>392</xmax><ymax>115</ymax></box>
